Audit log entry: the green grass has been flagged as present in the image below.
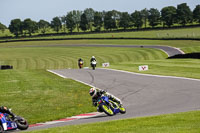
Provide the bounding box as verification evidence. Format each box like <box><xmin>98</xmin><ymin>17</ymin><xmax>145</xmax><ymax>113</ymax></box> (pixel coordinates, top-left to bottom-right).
<box><xmin>110</xmin><ymin>59</ymin><xmax>200</xmax><ymax>79</ymax></box>
<box><xmin>0</xmin><ymin>29</ymin><xmax>13</xmax><ymax>37</ymax></box>
<box><xmin>61</xmin><ymin>27</ymin><xmax>200</xmax><ymax>39</ymax></box>
<box><xmin>1</xmin><ymin>39</ymin><xmax>200</xmax><ymax>55</ymax></box>
<box><xmin>25</xmin><ymin>111</ymin><xmax>200</xmax><ymax>133</ymax></box>
<box><xmin>0</xmin><ymin>47</ymin><xmax>167</xmax><ymax>70</ymax></box>
<box><xmin>0</xmin><ymin>69</ymin><xmax>96</xmax><ymax>124</ymax></box>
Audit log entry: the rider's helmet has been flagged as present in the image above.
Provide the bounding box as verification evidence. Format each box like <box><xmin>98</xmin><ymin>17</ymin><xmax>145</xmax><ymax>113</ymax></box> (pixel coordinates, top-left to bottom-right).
<box><xmin>89</xmin><ymin>87</ymin><xmax>97</xmax><ymax>98</ymax></box>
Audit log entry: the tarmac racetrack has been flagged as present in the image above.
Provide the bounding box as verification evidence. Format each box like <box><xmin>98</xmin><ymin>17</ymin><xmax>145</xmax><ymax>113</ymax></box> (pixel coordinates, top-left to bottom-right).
<box><xmin>25</xmin><ymin>45</ymin><xmax>200</xmax><ymax>131</ymax></box>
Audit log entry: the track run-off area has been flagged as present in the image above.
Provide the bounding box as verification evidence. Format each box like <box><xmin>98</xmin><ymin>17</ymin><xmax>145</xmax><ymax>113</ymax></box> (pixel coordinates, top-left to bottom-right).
<box><xmin>24</xmin><ymin>45</ymin><xmax>200</xmax><ymax>131</ymax></box>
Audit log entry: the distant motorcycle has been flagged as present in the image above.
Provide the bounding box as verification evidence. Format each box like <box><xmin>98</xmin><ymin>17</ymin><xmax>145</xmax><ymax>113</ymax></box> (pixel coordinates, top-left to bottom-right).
<box><xmin>97</xmin><ymin>96</ymin><xmax>126</xmax><ymax>116</ymax></box>
<box><xmin>78</xmin><ymin>61</ymin><xmax>84</xmax><ymax>69</ymax></box>
<box><xmin>91</xmin><ymin>60</ymin><xmax>97</xmax><ymax>70</ymax></box>
<box><xmin>0</xmin><ymin>112</ymin><xmax>28</xmax><ymax>132</ymax></box>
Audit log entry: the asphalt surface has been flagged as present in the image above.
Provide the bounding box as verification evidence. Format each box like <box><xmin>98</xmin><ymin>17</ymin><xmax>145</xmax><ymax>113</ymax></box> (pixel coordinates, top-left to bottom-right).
<box><xmin>27</xmin><ymin>68</ymin><xmax>200</xmax><ymax>131</ymax></box>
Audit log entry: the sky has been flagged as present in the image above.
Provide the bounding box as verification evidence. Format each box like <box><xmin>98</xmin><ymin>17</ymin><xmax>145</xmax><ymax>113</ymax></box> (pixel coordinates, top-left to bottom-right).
<box><xmin>1</xmin><ymin>0</ymin><xmax>199</xmax><ymax>26</ymax></box>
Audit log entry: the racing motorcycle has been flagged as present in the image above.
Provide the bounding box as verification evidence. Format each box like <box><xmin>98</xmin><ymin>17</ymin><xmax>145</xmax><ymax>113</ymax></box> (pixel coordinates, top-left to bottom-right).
<box><xmin>0</xmin><ymin>112</ymin><xmax>29</xmax><ymax>132</ymax></box>
<box><xmin>78</xmin><ymin>60</ymin><xmax>84</xmax><ymax>69</ymax></box>
<box><xmin>91</xmin><ymin>60</ymin><xmax>97</xmax><ymax>70</ymax></box>
<box><xmin>97</xmin><ymin>96</ymin><xmax>126</xmax><ymax>116</ymax></box>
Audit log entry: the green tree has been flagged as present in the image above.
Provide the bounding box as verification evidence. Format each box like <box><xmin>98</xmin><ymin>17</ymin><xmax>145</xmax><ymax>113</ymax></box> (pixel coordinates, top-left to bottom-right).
<box><xmin>111</xmin><ymin>10</ymin><xmax>121</xmax><ymax>28</ymax></box>
<box><xmin>131</xmin><ymin>11</ymin><xmax>143</xmax><ymax>29</ymax></box>
<box><xmin>38</xmin><ymin>19</ymin><xmax>50</xmax><ymax>34</ymax></box>
<box><xmin>84</xmin><ymin>8</ymin><xmax>95</xmax><ymax>31</ymax></box>
<box><xmin>72</xmin><ymin>10</ymin><xmax>82</xmax><ymax>32</ymax></box>
<box><xmin>51</xmin><ymin>17</ymin><xmax>62</xmax><ymax>33</ymax></box>
<box><xmin>80</xmin><ymin>13</ymin><xmax>88</xmax><ymax>32</ymax></box>
<box><xmin>119</xmin><ymin>12</ymin><xmax>131</xmax><ymax>30</ymax></box>
<box><xmin>176</xmin><ymin>3</ymin><xmax>193</xmax><ymax>26</ymax></box>
<box><xmin>104</xmin><ymin>11</ymin><xmax>117</xmax><ymax>31</ymax></box>
<box><xmin>141</xmin><ymin>8</ymin><xmax>149</xmax><ymax>28</ymax></box>
<box><xmin>0</xmin><ymin>22</ymin><xmax>7</xmax><ymax>33</ymax></box>
<box><xmin>148</xmin><ymin>8</ymin><xmax>160</xmax><ymax>28</ymax></box>
<box><xmin>8</xmin><ymin>19</ymin><xmax>23</xmax><ymax>37</ymax></box>
<box><xmin>61</xmin><ymin>15</ymin><xmax>67</xmax><ymax>33</ymax></box>
<box><xmin>193</xmin><ymin>5</ymin><xmax>200</xmax><ymax>24</ymax></box>
<box><xmin>93</xmin><ymin>12</ymin><xmax>103</xmax><ymax>31</ymax></box>
<box><xmin>23</xmin><ymin>18</ymin><xmax>38</xmax><ymax>36</ymax></box>
<box><xmin>161</xmin><ymin>6</ymin><xmax>177</xmax><ymax>27</ymax></box>
<box><xmin>66</xmin><ymin>12</ymin><xmax>76</xmax><ymax>33</ymax></box>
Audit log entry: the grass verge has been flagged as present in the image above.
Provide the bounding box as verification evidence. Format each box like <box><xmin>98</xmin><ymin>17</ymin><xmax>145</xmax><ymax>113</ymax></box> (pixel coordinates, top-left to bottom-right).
<box><xmin>1</xmin><ymin>39</ymin><xmax>200</xmax><ymax>53</ymax></box>
<box><xmin>0</xmin><ymin>69</ymin><xmax>95</xmax><ymax>124</ymax></box>
<box><xmin>110</xmin><ymin>59</ymin><xmax>200</xmax><ymax>79</ymax></box>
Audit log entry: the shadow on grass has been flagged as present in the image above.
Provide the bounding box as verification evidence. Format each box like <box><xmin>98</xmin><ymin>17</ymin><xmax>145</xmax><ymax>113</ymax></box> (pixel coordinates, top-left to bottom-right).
<box><xmin>168</xmin><ymin>53</ymin><xmax>200</xmax><ymax>59</ymax></box>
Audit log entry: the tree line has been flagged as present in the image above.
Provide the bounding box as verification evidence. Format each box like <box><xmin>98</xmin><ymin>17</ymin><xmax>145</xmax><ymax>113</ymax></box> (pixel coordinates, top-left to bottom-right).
<box><xmin>1</xmin><ymin>3</ymin><xmax>200</xmax><ymax>37</ymax></box>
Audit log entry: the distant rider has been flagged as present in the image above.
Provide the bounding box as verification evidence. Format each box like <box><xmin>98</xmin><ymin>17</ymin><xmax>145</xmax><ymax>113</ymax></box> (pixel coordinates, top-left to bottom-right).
<box><xmin>78</xmin><ymin>58</ymin><xmax>84</xmax><ymax>69</ymax></box>
<box><xmin>90</xmin><ymin>56</ymin><xmax>96</xmax><ymax>64</ymax></box>
<box><xmin>0</xmin><ymin>106</ymin><xmax>16</xmax><ymax>119</ymax></box>
<box><xmin>89</xmin><ymin>87</ymin><xmax>122</xmax><ymax>111</ymax></box>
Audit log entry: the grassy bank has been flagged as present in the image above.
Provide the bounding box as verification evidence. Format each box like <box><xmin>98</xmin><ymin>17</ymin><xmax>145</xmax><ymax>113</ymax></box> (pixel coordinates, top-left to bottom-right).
<box><xmin>0</xmin><ymin>47</ymin><xmax>167</xmax><ymax>70</ymax></box>
<box><xmin>0</xmin><ymin>69</ymin><xmax>95</xmax><ymax>124</ymax></box>
<box><xmin>53</xmin><ymin>27</ymin><xmax>200</xmax><ymax>39</ymax></box>
<box><xmin>1</xmin><ymin>39</ymin><xmax>200</xmax><ymax>53</ymax></box>
<box><xmin>26</xmin><ymin>110</ymin><xmax>200</xmax><ymax>133</ymax></box>
<box><xmin>110</xmin><ymin>59</ymin><xmax>200</xmax><ymax>79</ymax></box>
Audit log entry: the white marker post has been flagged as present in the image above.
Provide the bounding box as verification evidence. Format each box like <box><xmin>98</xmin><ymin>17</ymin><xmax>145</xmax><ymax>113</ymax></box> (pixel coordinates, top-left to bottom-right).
<box><xmin>139</xmin><ymin>65</ymin><xmax>148</xmax><ymax>71</ymax></box>
<box><xmin>102</xmin><ymin>63</ymin><xmax>110</xmax><ymax>67</ymax></box>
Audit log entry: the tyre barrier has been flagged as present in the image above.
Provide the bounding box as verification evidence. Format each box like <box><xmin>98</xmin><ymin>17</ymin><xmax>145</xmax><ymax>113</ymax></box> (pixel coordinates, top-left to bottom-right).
<box><xmin>0</xmin><ymin>65</ymin><xmax>13</xmax><ymax>70</ymax></box>
<box><xmin>168</xmin><ymin>52</ymin><xmax>200</xmax><ymax>59</ymax></box>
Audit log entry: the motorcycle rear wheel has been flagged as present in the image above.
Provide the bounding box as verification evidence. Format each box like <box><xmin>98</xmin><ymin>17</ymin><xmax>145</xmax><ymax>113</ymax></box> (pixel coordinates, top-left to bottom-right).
<box><xmin>119</xmin><ymin>106</ymin><xmax>126</xmax><ymax>114</ymax></box>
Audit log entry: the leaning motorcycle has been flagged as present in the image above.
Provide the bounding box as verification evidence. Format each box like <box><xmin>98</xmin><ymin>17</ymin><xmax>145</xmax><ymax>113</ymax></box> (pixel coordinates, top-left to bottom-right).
<box><xmin>91</xmin><ymin>60</ymin><xmax>97</xmax><ymax>70</ymax></box>
<box><xmin>0</xmin><ymin>112</ymin><xmax>29</xmax><ymax>132</ymax></box>
<box><xmin>97</xmin><ymin>96</ymin><xmax>126</xmax><ymax>116</ymax></box>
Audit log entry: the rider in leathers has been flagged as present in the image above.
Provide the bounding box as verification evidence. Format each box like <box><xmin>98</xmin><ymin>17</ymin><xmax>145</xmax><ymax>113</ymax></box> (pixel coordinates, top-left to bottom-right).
<box><xmin>89</xmin><ymin>87</ymin><xmax>122</xmax><ymax>112</ymax></box>
<box><xmin>0</xmin><ymin>106</ymin><xmax>16</xmax><ymax>119</ymax></box>
<box><xmin>90</xmin><ymin>56</ymin><xmax>96</xmax><ymax>63</ymax></box>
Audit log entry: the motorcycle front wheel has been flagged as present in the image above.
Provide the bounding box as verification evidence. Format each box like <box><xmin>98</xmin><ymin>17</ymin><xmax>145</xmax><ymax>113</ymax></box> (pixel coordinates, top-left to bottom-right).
<box><xmin>100</xmin><ymin>104</ymin><xmax>114</xmax><ymax>116</ymax></box>
<box><xmin>15</xmin><ymin>116</ymin><xmax>29</xmax><ymax>130</ymax></box>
